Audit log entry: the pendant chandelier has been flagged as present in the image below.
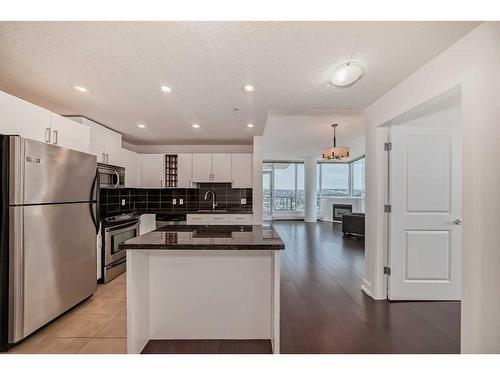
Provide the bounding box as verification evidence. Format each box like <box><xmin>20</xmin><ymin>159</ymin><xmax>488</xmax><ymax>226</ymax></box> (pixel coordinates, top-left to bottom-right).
<box><xmin>322</xmin><ymin>124</ymin><xmax>350</xmax><ymax>160</ymax></box>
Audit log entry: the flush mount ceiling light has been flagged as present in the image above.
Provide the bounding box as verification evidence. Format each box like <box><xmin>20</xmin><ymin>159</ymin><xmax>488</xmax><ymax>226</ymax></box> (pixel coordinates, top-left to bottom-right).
<box><xmin>192</xmin><ymin>124</ymin><xmax>200</xmax><ymax>129</ymax></box>
<box><xmin>73</xmin><ymin>85</ymin><xmax>89</xmax><ymax>94</ymax></box>
<box><xmin>329</xmin><ymin>62</ymin><xmax>363</xmax><ymax>87</ymax></box>
<box><xmin>137</xmin><ymin>124</ymin><xmax>146</xmax><ymax>128</ymax></box>
<box><xmin>159</xmin><ymin>85</ymin><xmax>173</xmax><ymax>94</ymax></box>
<box><xmin>246</xmin><ymin>123</ymin><xmax>255</xmax><ymax>128</ymax></box>
<box><xmin>322</xmin><ymin>124</ymin><xmax>350</xmax><ymax>160</ymax></box>
<box><xmin>242</xmin><ymin>84</ymin><xmax>255</xmax><ymax>93</ymax></box>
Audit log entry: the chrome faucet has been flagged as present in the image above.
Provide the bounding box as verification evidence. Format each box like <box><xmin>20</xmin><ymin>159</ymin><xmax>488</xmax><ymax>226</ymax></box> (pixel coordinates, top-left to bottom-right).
<box><xmin>204</xmin><ymin>190</ymin><xmax>219</xmax><ymax>211</ymax></box>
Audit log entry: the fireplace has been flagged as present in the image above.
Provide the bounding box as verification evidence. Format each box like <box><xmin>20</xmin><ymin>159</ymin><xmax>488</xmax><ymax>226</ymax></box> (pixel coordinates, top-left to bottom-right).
<box><xmin>332</xmin><ymin>204</ymin><xmax>353</xmax><ymax>222</ymax></box>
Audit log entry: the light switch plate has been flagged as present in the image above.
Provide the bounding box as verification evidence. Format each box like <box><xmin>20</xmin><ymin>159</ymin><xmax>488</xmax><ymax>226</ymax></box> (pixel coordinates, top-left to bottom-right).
<box><xmin>121</xmin><ymin>199</ymin><xmax>126</xmax><ymax>206</ymax></box>
<box><xmin>240</xmin><ymin>198</ymin><xmax>246</xmax><ymax>205</ymax></box>
<box><xmin>179</xmin><ymin>198</ymin><xmax>184</xmax><ymax>205</ymax></box>
<box><xmin>172</xmin><ymin>198</ymin><xmax>177</xmax><ymax>205</ymax></box>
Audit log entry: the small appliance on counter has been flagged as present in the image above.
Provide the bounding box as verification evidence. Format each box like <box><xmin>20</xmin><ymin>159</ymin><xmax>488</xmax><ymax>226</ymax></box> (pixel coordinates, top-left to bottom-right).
<box><xmin>101</xmin><ymin>213</ymin><xmax>140</xmax><ymax>283</ymax></box>
<box><xmin>0</xmin><ymin>135</ymin><xmax>98</xmax><ymax>351</ymax></box>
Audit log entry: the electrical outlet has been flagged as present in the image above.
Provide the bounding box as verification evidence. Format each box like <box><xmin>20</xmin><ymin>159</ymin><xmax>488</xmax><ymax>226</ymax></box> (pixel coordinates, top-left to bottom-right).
<box><xmin>179</xmin><ymin>198</ymin><xmax>184</xmax><ymax>205</ymax></box>
<box><xmin>172</xmin><ymin>198</ymin><xmax>177</xmax><ymax>205</ymax></box>
<box><xmin>121</xmin><ymin>199</ymin><xmax>126</xmax><ymax>206</ymax></box>
<box><xmin>240</xmin><ymin>198</ymin><xmax>246</xmax><ymax>205</ymax></box>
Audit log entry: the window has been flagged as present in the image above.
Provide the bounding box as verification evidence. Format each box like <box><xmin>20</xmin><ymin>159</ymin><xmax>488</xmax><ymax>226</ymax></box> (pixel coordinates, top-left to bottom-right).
<box><xmin>320</xmin><ymin>163</ymin><xmax>350</xmax><ymax>196</ymax></box>
<box><xmin>262</xmin><ymin>157</ymin><xmax>364</xmax><ymax>215</ymax></box>
<box><xmin>273</xmin><ymin>163</ymin><xmax>297</xmax><ymax>211</ymax></box>
<box><xmin>351</xmin><ymin>158</ymin><xmax>365</xmax><ymax>197</ymax></box>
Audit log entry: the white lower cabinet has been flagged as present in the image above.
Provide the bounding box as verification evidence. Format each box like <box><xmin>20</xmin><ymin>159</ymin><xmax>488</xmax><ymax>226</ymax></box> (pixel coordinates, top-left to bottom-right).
<box><xmin>187</xmin><ymin>213</ymin><xmax>253</xmax><ymax>225</ymax></box>
<box><xmin>229</xmin><ymin>214</ymin><xmax>253</xmax><ymax>224</ymax></box>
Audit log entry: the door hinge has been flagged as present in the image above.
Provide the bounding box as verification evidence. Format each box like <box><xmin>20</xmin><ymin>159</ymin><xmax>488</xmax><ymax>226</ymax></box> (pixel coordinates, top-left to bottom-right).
<box><xmin>384</xmin><ymin>204</ymin><xmax>391</xmax><ymax>213</ymax></box>
<box><xmin>384</xmin><ymin>142</ymin><xmax>392</xmax><ymax>151</ymax></box>
<box><xmin>384</xmin><ymin>266</ymin><xmax>391</xmax><ymax>275</ymax></box>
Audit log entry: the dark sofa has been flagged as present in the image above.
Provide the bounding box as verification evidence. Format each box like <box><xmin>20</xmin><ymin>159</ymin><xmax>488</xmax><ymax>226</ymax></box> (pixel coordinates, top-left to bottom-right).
<box><xmin>342</xmin><ymin>212</ymin><xmax>365</xmax><ymax>237</ymax></box>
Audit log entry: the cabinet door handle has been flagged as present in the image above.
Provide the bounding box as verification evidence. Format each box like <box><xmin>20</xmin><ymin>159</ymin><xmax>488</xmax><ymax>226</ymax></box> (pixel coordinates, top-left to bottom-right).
<box><xmin>52</xmin><ymin>130</ymin><xmax>58</xmax><ymax>145</ymax></box>
<box><xmin>102</xmin><ymin>153</ymin><xmax>106</xmax><ymax>162</ymax></box>
<box><xmin>45</xmin><ymin>127</ymin><xmax>51</xmax><ymax>143</ymax></box>
<box><xmin>106</xmin><ymin>154</ymin><xmax>109</xmax><ymax>163</ymax></box>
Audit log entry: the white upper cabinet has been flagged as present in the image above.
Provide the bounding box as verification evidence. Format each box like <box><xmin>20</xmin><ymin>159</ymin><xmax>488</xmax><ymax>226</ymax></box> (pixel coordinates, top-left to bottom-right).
<box><xmin>231</xmin><ymin>154</ymin><xmax>252</xmax><ymax>188</ymax></box>
<box><xmin>67</xmin><ymin>116</ymin><xmax>122</xmax><ymax>164</ymax></box>
<box><xmin>192</xmin><ymin>153</ymin><xmax>232</xmax><ymax>182</ymax></box>
<box><xmin>177</xmin><ymin>153</ymin><xmax>193</xmax><ymax>188</ymax></box>
<box><xmin>192</xmin><ymin>153</ymin><xmax>212</xmax><ymax>182</ymax></box>
<box><xmin>0</xmin><ymin>91</ymin><xmax>90</xmax><ymax>153</ymax></box>
<box><xmin>212</xmin><ymin>154</ymin><xmax>232</xmax><ymax>182</ymax></box>
<box><xmin>0</xmin><ymin>90</ymin><xmax>51</xmax><ymax>142</ymax></box>
<box><xmin>50</xmin><ymin>113</ymin><xmax>90</xmax><ymax>153</ymax></box>
<box><xmin>121</xmin><ymin>148</ymin><xmax>139</xmax><ymax>188</ymax></box>
<box><xmin>140</xmin><ymin>154</ymin><xmax>164</xmax><ymax>188</ymax></box>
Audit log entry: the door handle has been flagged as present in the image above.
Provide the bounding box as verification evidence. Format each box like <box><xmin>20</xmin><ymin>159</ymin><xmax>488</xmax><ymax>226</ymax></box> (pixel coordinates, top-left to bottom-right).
<box><xmin>453</xmin><ymin>219</ymin><xmax>463</xmax><ymax>225</ymax></box>
<box><xmin>113</xmin><ymin>171</ymin><xmax>120</xmax><ymax>188</ymax></box>
<box><xmin>106</xmin><ymin>154</ymin><xmax>109</xmax><ymax>163</ymax></box>
<box><xmin>45</xmin><ymin>127</ymin><xmax>51</xmax><ymax>143</ymax></box>
<box><xmin>102</xmin><ymin>153</ymin><xmax>106</xmax><ymax>162</ymax></box>
<box><xmin>53</xmin><ymin>130</ymin><xmax>58</xmax><ymax>145</ymax></box>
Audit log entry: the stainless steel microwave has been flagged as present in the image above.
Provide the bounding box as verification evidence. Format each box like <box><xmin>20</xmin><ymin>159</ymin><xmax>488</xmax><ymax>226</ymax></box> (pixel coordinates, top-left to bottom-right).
<box><xmin>97</xmin><ymin>163</ymin><xmax>125</xmax><ymax>188</ymax></box>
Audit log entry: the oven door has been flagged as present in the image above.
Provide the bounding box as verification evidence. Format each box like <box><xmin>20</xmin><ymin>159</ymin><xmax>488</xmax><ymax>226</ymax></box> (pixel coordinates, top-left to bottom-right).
<box><xmin>104</xmin><ymin>221</ymin><xmax>139</xmax><ymax>266</ymax></box>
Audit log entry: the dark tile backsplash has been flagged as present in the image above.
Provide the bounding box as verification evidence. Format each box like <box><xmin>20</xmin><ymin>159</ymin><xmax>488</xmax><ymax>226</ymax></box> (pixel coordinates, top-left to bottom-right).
<box><xmin>99</xmin><ymin>183</ymin><xmax>252</xmax><ymax>218</ymax></box>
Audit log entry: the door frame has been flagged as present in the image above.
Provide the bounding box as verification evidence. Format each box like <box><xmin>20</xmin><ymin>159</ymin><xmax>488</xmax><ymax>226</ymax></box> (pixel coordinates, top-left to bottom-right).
<box><xmin>380</xmin><ymin>86</ymin><xmax>464</xmax><ymax>300</ymax></box>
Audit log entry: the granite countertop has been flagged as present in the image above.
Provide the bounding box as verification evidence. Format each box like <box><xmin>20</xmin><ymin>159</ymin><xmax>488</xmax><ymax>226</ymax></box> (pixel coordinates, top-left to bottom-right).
<box><xmin>120</xmin><ymin>224</ymin><xmax>285</xmax><ymax>251</ymax></box>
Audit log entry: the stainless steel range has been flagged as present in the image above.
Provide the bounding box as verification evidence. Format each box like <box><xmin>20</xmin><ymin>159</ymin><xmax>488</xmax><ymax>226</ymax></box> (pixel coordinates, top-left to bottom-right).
<box><xmin>101</xmin><ymin>213</ymin><xmax>140</xmax><ymax>283</ymax></box>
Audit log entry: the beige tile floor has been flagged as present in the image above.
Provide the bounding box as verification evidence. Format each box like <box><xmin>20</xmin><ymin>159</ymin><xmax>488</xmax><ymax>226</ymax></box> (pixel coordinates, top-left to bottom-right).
<box><xmin>7</xmin><ymin>273</ymin><xmax>127</xmax><ymax>354</ymax></box>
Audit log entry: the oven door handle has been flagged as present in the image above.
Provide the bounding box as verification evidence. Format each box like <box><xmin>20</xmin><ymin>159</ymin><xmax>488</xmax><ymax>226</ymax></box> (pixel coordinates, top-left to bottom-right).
<box><xmin>106</xmin><ymin>256</ymin><xmax>127</xmax><ymax>269</ymax></box>
<box><xmin>105</xmin><ymin>220</ymin><xmax>140</xmax><ymax>233</ymax></box>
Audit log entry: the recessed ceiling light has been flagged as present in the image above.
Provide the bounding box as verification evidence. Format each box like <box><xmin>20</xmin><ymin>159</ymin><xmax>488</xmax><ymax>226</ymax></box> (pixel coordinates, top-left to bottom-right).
<box><xmin>246</xmin><ymin>123</ymin><xmax>255</xmax><ymax>128</ymax></box>
<box><xmin>159</xmin><ymin>85</ymin><xmax>173</xmax><ymax>94</ymax></box>
<box><xmin>73</xmin><ymin>85</ymin><xmax>89</xmax><ymax>94</ymax></box>
<box><xmin>329</xmin><ymin>62</ymin><xmax>363</xmax><ymax>87</ymax></box>
<box><xmin>242</xmin><ymin>85</ymin><xmax>255</xmax><ymax>93</ymax></box>
<box><xmin>137</xmin><ymin>124</ymin><xmax>146</xmax><ymax>128</ymax></box>
<box><xmin>192</xmin><ymin>124</ymin><xmax>200</xmax><ymax>129</ymax></box>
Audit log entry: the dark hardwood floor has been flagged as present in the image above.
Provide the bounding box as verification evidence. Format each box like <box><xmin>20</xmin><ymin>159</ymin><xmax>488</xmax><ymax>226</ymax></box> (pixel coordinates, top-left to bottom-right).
<box><xmin>277</xmin><ymin>221</ymin><xmax>460</xmax><ymax>354</ymax></box>
<box><xmin>141</xmin><ymin>221</ymin><xmax>461</xmax><ymax>354</ymax></box>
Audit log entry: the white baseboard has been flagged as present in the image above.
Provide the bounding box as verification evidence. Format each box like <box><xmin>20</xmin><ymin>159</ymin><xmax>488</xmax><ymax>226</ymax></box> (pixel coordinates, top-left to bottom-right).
<box><xmin>361</xmin><ymin>278</ymin><xmax>373</xmax><ymax>297</ymax></box>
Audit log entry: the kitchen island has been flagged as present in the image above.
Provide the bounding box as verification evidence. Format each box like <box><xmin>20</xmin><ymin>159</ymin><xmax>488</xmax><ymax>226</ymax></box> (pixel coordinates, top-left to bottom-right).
<box><xmin>120</xmin><ymin>224</ymin><xmax>285</xmax><ymax>354</ymax></box>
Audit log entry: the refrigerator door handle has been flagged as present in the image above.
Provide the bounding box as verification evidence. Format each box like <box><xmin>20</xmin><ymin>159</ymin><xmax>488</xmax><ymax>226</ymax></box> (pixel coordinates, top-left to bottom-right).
<box><xmin>89</xmin><ymin>169</ymin><xmax>100</xmax><ymax>231</ymax></box>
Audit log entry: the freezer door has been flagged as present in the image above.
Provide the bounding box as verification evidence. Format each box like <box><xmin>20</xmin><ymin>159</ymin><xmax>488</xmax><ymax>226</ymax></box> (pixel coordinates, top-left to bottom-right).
<box><xmin>22</xmin><ymin>138</ymin><xmax>97</xmax><ymax>205</ymax></box>
<box><xmin>22</xmin><ymin>203</ymin><xmax>97</xmax><ymax>338</ymax></box>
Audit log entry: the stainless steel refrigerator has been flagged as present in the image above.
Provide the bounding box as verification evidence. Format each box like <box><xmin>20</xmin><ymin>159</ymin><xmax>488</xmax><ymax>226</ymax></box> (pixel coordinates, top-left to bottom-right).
<box><xmin>0</xmin><ymin>135</ymin><xmax>98</xmax><ymax>350</ymax></box>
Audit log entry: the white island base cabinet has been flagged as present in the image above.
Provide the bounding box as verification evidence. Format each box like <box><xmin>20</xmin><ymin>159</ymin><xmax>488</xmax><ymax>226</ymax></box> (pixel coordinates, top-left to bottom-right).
<box><xmin>127</xmin><ymin>249</ymin><xmax>281</xmax><ymax>354</ymax></box>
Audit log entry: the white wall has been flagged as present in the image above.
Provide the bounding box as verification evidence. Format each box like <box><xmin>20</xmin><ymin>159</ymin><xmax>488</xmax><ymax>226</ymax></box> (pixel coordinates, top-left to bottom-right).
<box><xmin>364</xmin><ymin>22</ymin><xmax>500</xmax><ymax>353</ymax></box>
<box><xmin>252</xmin><ymin>136</ymin><xmax>264</xmax><ymax>224</ymax></box>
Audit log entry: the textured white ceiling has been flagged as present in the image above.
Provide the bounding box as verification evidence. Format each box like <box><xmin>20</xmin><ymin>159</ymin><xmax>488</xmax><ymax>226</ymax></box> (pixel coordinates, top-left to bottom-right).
<box><xmin>263</xmin><ymin>110</ymin><xmax>365</xmax><ymax>160</ymax></box>
<box><xmin>0</xmin><ymin>21</ymin><xmax>478</xmax><ymax>145</ymax></box>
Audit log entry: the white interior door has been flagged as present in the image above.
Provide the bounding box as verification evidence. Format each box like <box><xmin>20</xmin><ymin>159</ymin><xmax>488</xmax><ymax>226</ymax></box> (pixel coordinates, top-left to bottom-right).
<box><xmin>389</xmin><ymin>124</ymin><xmax>462</xmax><ymax>300</ymax></box>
